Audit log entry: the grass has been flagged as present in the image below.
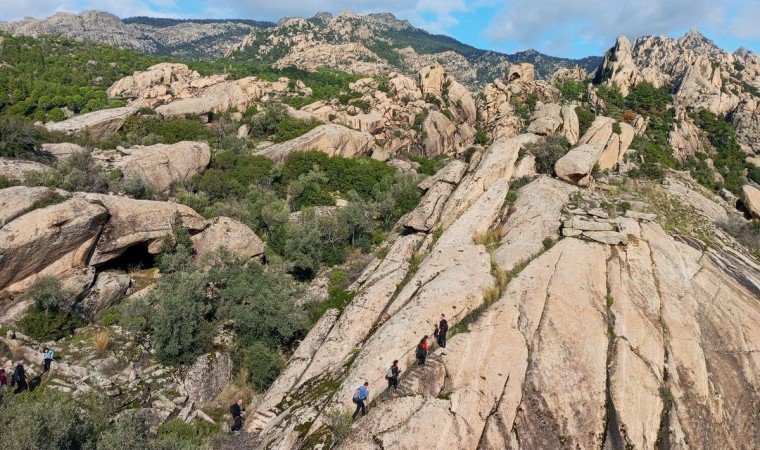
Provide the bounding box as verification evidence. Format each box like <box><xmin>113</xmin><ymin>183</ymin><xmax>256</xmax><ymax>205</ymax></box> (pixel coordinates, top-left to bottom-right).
<box><xmin>93</xmin><ymin>330</ymin><xmax>111</xmax><ymax>354</ymax></box>
<box><xmin>473</xmin><ymin>226</ymin><xmax>503</xmax><ymax>251</ymax></box>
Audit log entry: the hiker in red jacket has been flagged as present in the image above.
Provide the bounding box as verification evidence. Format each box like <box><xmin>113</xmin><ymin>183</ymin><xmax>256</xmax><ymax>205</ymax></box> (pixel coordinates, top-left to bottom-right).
<box><xmin>415</xmin><ymin>336</ymin><xmax>429</xmax><ymax>366</ymax></box>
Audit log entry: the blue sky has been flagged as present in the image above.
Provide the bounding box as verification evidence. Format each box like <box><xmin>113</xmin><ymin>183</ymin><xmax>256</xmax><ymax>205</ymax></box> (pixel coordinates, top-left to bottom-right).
<box><xmin>1</xmin><ymin>0</ymin><xmax>759</xmax><ymax>58</ymax></box>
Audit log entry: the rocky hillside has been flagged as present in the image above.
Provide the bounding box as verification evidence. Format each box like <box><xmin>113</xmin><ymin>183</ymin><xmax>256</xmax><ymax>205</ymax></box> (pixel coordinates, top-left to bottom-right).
<box><xmin>1</xmin><ymin>23</ymin><xmax>760</xmax><ymax>449</ymax></box>
<box><xmin>0</xmin><ymin>10</ymin><xmax>600</xmax><ymax>86</ymax></box>
<box><xmin>225</xmin><ymin>11</ymin><xmax>600</xmax><ymax>87</ymax></box>
<box><xmin>0</xmin><ymin>10</ymin><xmax>272</xmax><ymax>58</ymax></box>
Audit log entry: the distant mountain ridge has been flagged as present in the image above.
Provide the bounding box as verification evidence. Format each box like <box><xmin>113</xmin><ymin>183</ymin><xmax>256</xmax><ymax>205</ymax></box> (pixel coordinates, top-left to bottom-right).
<box><xmin>0</xmin><ymin>10</ymin><xmax>601</xmax><ymax>86</ymax></box>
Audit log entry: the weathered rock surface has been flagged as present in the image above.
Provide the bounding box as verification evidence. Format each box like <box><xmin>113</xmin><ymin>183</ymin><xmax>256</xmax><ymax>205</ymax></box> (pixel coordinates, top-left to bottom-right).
<box><xmin>96</xmin><ymin>141</ymin><xmax>211</xmax><ymax>193</ymax></box>
<box><xmin>190</xmin><ymin>216</ymin><xmax>264</xmax><ymax>261</ymax></box>
<box><xmin>554</xmin><ymin>143</ymin><xmax>605</xmax><ymax>186</ymax></box>
<box><xmin>77</xmin><ymin>271</ymin><xmax>130</xmax><ymax>318</ymax></box>
<box><xmin>258</xmin><ymin>125</ymin><xmax>377</xmax><ymax>163</ymax></box>
<box><xmin>493</xmin><ymin>176</ymin><xmax>577</xmax><ymax>271</ymax></box>
<box><xmin>0</xmin><ymin>157</ymin><xmax>50</xmax><ymax>182</ymax></box>
<box><xmin>595</xmin><ymin>36</ymin><xmax>644</xmax><ymax>96</ymax></box>
<box><xmin>0</xmin><ymin>196</ymin><xmax>107</xmax><ymax>291</ymax></box>
<box><xmin>184</xmin><ymin>352</ymin><xmax>232</xmax><ymax>405</ymax></box>
<box><xmin>741</xmin><ymin>184</ymin><xmax>760</xmax><ymax>219</ymax></box>
<box><xmin>155</xmin><ymin>98</ymin><xmax>221</xmax><ymax>118</ymax></box>
<box><xmin>439</xmin><ymin>134</ymin><xmax>539</xmax><ymax>228</ymax></box>
<box><xmin>0</xmin><ymin>186</ymin><xmax>65</xmax><ymax>227</ymax></box>
<box><xmin>45</xmin><ymin>106</ymin><xmax>138</xmax><ymax>140</ymax></box>
<box><xmin>41</xmin><ymin>143</ymin><xmax>87</xmax><ymax>161</ymax></box>
<box><xmin>83</xmin><ymin>194</ymin><xmax>207</xmax><ymax>265</ymax></box>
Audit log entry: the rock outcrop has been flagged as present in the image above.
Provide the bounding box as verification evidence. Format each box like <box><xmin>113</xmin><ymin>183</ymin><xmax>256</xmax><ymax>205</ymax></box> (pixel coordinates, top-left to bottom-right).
<box><xmin>554</xmin><ymin>143</ymin><xmax>605</xmax><ymax>186</ymax></box>
<box><xmin>741</xmin><ymin>184</ymin><xmax>760</xmax><ymax>219</ymax></box>
<box><xmin>0</xmin><ymin>157</ymin><xmax>49</xmax><ymax>182</ymax></box>
<box><xmin>83</xmin><ymin>194</ymin><xmax>207</xmax><ymax>265</ymax></box>
<box><xmin>107</xmin><ymin>63</ymin><xmax>305</xmax><ymax>113</ymax></box>
<box><xmin>45</xmin><ymin>106</ymin><xmax>138</xmax><ymax>140</ymax></box>
<box><xmin>94</xmin><ymin>141</ymin><xmax>211</xmax><ymax>193</ymax></box>
<box><xmin>0</xmin><ymin>196</ymin><xmax>108</xmax><ymax>291</ymax></box>
<box><xmin>258</xmin><ymin>125</ymin><xmax>377</xmax><ymax>163</ymax></box>
<box><xmin>594</xmin><ymin>36</ymin><xmax>644</xmax><ymax>96</ymax></box>
<box><xmin>191</xmin><ymin>216</ymin><xmax>264</xmax><ymax>261</ymax></box>
<box><xmin>184</xmin><ymin>352</ymin><xmax>232</xmax><ymax>405</ymax></box>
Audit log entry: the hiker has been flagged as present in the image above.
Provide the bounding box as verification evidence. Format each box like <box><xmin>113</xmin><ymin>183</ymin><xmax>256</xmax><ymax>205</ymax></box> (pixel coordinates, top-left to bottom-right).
<box><xmin>42</xmin><ymin>347</ymin><xmax>55</xmax><ymax>373</ymax></box>
<box><xmin>229</xmin><ymin>398</ymin><xmax>244</xmax><ymax>433</ymax></box>
<box><xmin>438</xmin><ymin>314</ymin><xmax>449</xmax><ymax>348</ymax></box>
<box><xmin>0</xmin><ymin>368</ymin><xmax>7</xmax><ymax>388</ymax></box>
<box><xmin>386</xmin><ymin>360</ymin><xmax>400</xmax><ymax>390</ymax></box>
<box><xmin>415</xmin><ymin>336</ymin><xmax>429</xmax><ymax>366</ymax></box>
<box><xmin>352</xmin><ymin>381</ymin><xmax>370</xmax><ymax>419</ymax></box>
<box><xmin>11</xmin><ymin>360</ymin><xmax>29</xmax><ymax>393</ymax></box>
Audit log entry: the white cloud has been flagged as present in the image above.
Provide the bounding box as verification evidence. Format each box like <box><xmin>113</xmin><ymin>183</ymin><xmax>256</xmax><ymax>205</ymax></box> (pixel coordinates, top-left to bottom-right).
<box><xmin>484</xmin><ymin>0</ymin><xmax>726</xmax><ymax>54</ymax></box>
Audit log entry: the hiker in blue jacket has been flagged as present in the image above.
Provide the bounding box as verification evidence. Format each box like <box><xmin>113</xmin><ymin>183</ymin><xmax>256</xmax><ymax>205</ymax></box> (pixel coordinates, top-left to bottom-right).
<box><xmin>42</xmin><ymin>347</ymin><xmax>55</xmax><ymax>373</ymax></box>
<box><xmin>351</xmin><ymin>381</ymin><xmax>370</xmax><ymax>419</ymax></box>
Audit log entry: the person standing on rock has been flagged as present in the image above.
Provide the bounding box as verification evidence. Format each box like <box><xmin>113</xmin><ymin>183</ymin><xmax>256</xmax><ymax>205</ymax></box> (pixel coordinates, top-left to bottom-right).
<box><xmin>0</xmin><ymin>368</ymin><xmax>7</xmax><ymax>389</ymax></box>
<box><xmin>42</xmin><ymin>347</ymin><xmax>54</xmax><ymax>373</ymax></box>
<box><xmin>438</xmin><ymin>314</ymin><xmax>449</xmax><ymax>348</ymax></box>
<box><xmin>351</xmin><ymin>381</ymin><xmax>370</xmax><ymax>420</ymax></box>
<box><xmin>386</xmin><ymin>360</ymin><xmax>400</xmax><ymax>390</ymax></box>
<box><xmin>416</xmin><ymin>336</ymin><xmax>429</xmax><ymax>366</ymax></box>
<box><xmin>11</xmin><ymin>360</ymin><xmax>29</xmax><ymax>393</ymax></box>
<box><xmin>229</xmin><ymin>398</ymin><xmax>245</xmax><ymax>433</ymax></box>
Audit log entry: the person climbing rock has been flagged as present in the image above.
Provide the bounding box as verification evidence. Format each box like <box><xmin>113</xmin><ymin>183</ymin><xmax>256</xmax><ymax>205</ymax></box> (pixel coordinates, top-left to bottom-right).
<box><xmin>438</xmin><ymin>314</ymin><xmax>449</xmax><ymax>348</ymax></box>
<box><xmin>416</xmin><ymin>336</ymin><xmax>429</xmax><ymax>366</ymax></box>
<box><xmin>11</xmin><ymin>360</ymin><xmax>29</xmax><ymax>393</ymax></box>
<box><xmin>42</xmin><ymin>347</ymin><xmax>55</xmax><ymax>373</ymax></box>
<box><xmin>352</xmin><ymin>381</ymin><xmax>369</xmax><ymax>419</ymax></box>
<box><xmin>229</xmin><ymin>398</ymin><xmax>245</xmax><ymax>433</ymax></box>
<box><xmin>386</xmin><ymin>360</ymin><xmax>400</xmax><ymax>390</ymax></box>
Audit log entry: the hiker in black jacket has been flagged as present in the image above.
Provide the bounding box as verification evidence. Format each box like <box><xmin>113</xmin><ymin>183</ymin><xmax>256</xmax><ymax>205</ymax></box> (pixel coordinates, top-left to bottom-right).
<box><xmin>11</xmin><ymin>360</ymin><xmax>29</xmax><ymax>393</ymax></box>
<box><xmin>386</xmin><ymin>360</ymin><xmax>400</xmax><ymax>390</ymax></box>
<box><xmin>438</xmin><ymin>314</ymin><xmax>449</xmax><ymax>348</ymax></box>
<box><xmin>230</xmin><ymin>398</ymin><xmax>244</xmax><ymax>433</ymax></box>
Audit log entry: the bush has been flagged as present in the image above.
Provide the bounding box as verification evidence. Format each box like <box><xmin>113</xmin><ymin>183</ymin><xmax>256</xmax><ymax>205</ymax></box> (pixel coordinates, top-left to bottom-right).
<box><xmin>556</xmin><ymin>79</ymin><xmax>584</xmax><ymax>102</ymax></box>
<box><xmin>96</xmin><ymin>413</ymin><xmax>151</xmax><ymax>450</ymax></box>
<box><xmin>0</xmin><ymin>116</ymin><xmax>39</xmax><ymax>157</ymax></box>
<box><xmin>233</xmin><ymin>341</ymin><xmax>284</xmax><ymax>391</ymax></box>
<box><xmin>26</xmin><ymin>152</ymin><xmax>110</xmax><ymax>193</ymax></box>
<box><xmin>0</xmin><ymin>390</ymin><xmax>100</xmax><ymax>450</ymax></box>
<box><xmin>474</xmin><ymin>125</ymin><xmax>489</xmax><ymax>146</ymax></box>
<box><xmin>149</xmin><ymin>272</ymin><xmax>211</xmax><ymax>366</ymax></box>
<box><xmin>17</xmin><ymin>308</ymin><xmax>85</xmax><ymax>341</ymax></box>
<box><xmin>25</xmin><ymin>276</ymin><xmax>70</xmax><ymax>312</ymax></box>
<box><xmin>119</xmin><ymin>298</ymin><xmax>154</xmax><ymax>333</ymax></box>
<box><xmin>526</xmin><ymin>135</ymin><xmax>571</xmax><ymax>175</ymax></box>
<box><xmin>575</xmin><ymin>105</ymin><xmax>595</xmax><ymax>136</ymax></box>
<box><xmin>99</xmin><ymin>306</ymin><xmax>121</xmax><ymax>326</ymax></box>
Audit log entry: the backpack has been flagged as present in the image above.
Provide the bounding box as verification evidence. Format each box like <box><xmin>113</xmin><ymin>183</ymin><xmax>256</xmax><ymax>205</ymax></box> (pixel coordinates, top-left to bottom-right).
<box><xmin>352</xmin><ymin>387</ymin><xmax>361</xmax><ymax>402</ymax></box>
<box><xmin>386</xmin><ymin>366</ymin><xmax>394</xmax><ymax>379</ymax></box>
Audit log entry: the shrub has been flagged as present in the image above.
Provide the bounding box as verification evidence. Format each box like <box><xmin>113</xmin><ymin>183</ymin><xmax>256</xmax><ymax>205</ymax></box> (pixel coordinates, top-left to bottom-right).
<box><xmin>26</xmin><ymin>152</ymin><xmax>110</xmax><ymax>193</ymax></box>
<box><xmin>25</xmin><ymin>276</ymin><xmax>70</xmax><ymax>313</ymax></box>
<box><xmin>119</xmin><ymin>298</ymin><xmax>154</xmax><ymax>333</ymax></box>
<box><xmin>505</xmin><ymin>191</ymin><xmax>518</xmax><ymax>205</ymax></box>
<box><xmin>99</xmin><ymin>306</ymin><xmax>121</xmax><ymax>326</ymax></box>
<box><xmin>526</xmin><ymin>135</ymin><xmax>571</xmax><ymax>175</ymax></box>
<box><xmin>17</xmin><ymin>308</ymin><xmax>85</xmax><ymax>341</ymax></box>
<box><xmin>575</xmin><ymin>105</ymin><xmax>595</xmax><ymax>136</ymax></box>
<box><xmin>150</xmin><ymin>272</ymin><xmax>211</xmax><ymax>366</ymax></box>
<box><xmin>233</xmin><ymin>341</ymin><xmax>284</xmax><ymax>391</ymax></box>
<box><xmin>96</xmin><ymin>413</ymin><xmax>152</xmax><ymax>450</ymax></box>
<box><xmin>474</xmin><ymin>125</ymin><xmax>489</xmax><ymax>146</ymax></box>
<box><xmin>0</xmin><ymin>116</ymin><xmax>39</xmax><ymax>157</ymax></box>
<box><xmin>0</xmin><ymin>390</ymin><xmax>99</xmax><ymax>449</ymax></box>
<box><xmin>556</xmin><ymin>79</ymin><xmax>584</xmax><ymax>102</ymax></box>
